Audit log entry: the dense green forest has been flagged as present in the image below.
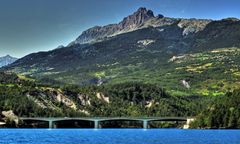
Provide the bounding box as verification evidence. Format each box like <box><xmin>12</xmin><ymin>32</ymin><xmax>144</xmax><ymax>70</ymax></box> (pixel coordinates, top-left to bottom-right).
<box><xmin>190</xmin><ymin>89</ymin><xmax>240</xmax><ymax>129</ymax></box>
<box><xmin>0</xmin><ymin>72</ymin><xmax>210</xmax><ymax>118</ymax></box>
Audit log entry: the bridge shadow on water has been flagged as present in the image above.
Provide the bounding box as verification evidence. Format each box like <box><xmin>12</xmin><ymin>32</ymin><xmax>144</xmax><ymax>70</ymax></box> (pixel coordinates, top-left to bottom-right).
<box><xmin>53</xmin><ymin>120</ymin><xmax>94</xmax><ymax>128</ymax></box>
<box><xmin>99</xmin><ymin>120</ymin><xmax>143</xmax><ymax>128</ymax></box>
<box><xmin>20</xmin><ymin>120</ymin><xmax>49</xmax><ymax>128</ymax></box>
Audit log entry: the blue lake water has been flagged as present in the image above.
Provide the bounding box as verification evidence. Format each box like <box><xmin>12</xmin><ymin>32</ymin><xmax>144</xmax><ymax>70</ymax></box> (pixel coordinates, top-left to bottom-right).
<box><xmin>0</xmin><ymin>129</ymin><xmax>239</xmax><ymax>144</ymax></box>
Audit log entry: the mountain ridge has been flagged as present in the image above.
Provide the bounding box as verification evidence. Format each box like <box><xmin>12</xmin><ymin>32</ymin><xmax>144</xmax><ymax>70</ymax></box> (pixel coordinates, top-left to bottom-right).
<box><xmin>69</xmin><ymin>7</ymin><xmax>213</xmax><ymax>45</ymax></box>
<box><xmin>0</xmin><ymin>55</ymin><xmax>18</xmax><ymax>68</ymax></box>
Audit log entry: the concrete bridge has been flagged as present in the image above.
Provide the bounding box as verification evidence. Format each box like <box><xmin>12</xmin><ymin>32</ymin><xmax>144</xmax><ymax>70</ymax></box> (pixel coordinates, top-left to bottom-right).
<box><xmin>20</xmin><ymin>117</ymin><xmax>194</xmax><ymax>129</ymax></box>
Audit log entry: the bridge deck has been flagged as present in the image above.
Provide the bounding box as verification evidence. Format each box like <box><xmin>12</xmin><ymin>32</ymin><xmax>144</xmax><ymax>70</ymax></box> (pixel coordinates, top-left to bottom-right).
<box><xmin>20</xmin><ymin>117</ymin><xmax>189</xmax><ymax>121</ymax></box>
<box><xmin>19</xmin><ymin>117</ymin><xmax>191</xmax><ymax>129</ymax></box>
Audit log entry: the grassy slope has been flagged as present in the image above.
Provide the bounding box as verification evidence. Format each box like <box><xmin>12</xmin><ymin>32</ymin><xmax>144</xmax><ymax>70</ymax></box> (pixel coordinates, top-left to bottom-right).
<box><xmin>69</xmin><ymin>47</ymin><xmax>240</xmax><ymax>97</ymax></box>
<box><xmin>13</xmin><ymin>47</ymin><xmax>240</xmax><ymax>97</ymax></box>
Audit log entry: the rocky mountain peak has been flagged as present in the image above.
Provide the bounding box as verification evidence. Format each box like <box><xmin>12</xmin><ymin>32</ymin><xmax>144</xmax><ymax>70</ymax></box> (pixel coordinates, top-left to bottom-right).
<box><xmin>136</xmin><ymin>7</ymin><xmax>154</xmax><ymax>18</ymax></box>
<box><xmin>5</xmin><ymin>55</ymin><xmax>11</xmax><ymax>58</ymax></box>
<box><xmin>71</xmin><ymin>7</ymin><xmax>160</xmax><ymax>45</ymax></box>
<box><xmin>0</xmin><ymin>55</ymin><xmax>18</xmax><ymax>68</ymax></box>
<box><xmin>119</xmin><ymin>7</ymin><xmax>155</xmax><ymax>30</ymax></box>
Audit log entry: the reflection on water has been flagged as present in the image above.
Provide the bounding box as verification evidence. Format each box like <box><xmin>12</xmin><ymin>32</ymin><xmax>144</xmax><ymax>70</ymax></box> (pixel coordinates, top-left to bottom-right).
<box><xmin>0</xmin><ymin>129</ymin><xmax>239</xmax><ymax>144</ymax></box>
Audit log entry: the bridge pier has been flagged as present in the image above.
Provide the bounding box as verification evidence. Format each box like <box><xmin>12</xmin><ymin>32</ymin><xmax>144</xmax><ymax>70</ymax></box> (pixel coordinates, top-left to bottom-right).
<box><xmin>94</xmin><ymin>120</ymin><xmax>99</xmax><ymax>129</ymax></box>
<box><xmin>49</xmin><ymin>120</ymin><xmax>53</xmax><ymax>129</ymax></box>
<box><xmin>143</xmin><ymin>120</ymin><xmax>148</xmax><ymax>129</ymax></box>
<box><xmin>183</xmin><ymin>118</ymin><xmax>195</xmax><ymax>129</ymax></box>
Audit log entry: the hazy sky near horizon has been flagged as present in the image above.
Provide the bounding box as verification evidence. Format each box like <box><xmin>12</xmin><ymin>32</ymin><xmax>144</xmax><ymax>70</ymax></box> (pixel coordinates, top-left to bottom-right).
<box><xmin>0</xmin><ymin>0</ymin><xmax>240</xmax><ymax>58</ymax></box>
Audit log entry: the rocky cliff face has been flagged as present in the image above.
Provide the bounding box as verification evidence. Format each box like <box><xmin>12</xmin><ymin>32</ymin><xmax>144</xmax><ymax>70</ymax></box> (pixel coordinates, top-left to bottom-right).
<box><xmin>70</xmin><ymin>7</ymin><xmax>155</xmax><ymax>45</ymax></box>
<box><xmin>118</xmin><ymin>7</ymin><xmax>155</xmax><ymax>30</ymax></box>
<box><xmin>70</xmin><ymin>7</ymin><xmax>211</xmax><ymax>45</ymax></box>
<box><xmin>0</xmin><ymin>110</ymin><xmax>19</xmax><ymax>127</ymax></box>
<box><xmin>178</xmin><ymin>19</ymin><xmax>212</xmax><ymax>36</ymax></box>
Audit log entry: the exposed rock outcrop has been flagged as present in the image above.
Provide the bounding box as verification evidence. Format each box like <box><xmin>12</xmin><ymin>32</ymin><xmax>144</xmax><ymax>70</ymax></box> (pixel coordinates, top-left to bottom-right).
<box><xmin>78</xmin><ymin>94</ymin><xmax>91</xmax><ymax>106</ymax></box>
<box><xmin>96</xmin><ymin>92</ymin><xmax>110</xmax><ymax>103</ymax></box>
<box><xmin>181</xmin><ymin>80</ymin><xmax>190</xmax><ymax>89</ymax></box>
<box><xmin>177</xmin><ymin>19</ymin><xmax>211</xmax><ymax>36</ymax></box>
<box><xmin>27</xmin><ymin>88</ymin><xmax>77</xmax><ymax>110</ymax></box>
<box><xmin>1</xmin><ymin>110</ymin><xmax>19</xmax><ymax>127</ymax></box>
<box><xmin>55</xmin><ymin>89</ymin><xmax>77</xmax><ymax>110</ymax></box>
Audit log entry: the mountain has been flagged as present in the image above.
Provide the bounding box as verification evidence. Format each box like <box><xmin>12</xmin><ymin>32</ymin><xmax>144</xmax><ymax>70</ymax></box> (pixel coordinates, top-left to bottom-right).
<box><xmin>0</xmin><ymin>55</ymin><xmax>18</xmax><ymax>68</ymax></box>
<box><xmin>3</xmin><ymin>8</ymin><xmax>240</xmax><ymax>96</ymax></box>
<box><xmin>69</xmin><ymin>7</ymin><xmax>211</xmax><ymax>45</ymax></box>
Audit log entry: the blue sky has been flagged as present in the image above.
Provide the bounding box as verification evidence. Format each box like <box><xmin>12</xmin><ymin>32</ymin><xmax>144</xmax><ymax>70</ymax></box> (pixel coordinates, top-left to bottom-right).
<box><xmin>0</xmin><ymin>0</ymin><xmax>240</xmax><ymax>57</ymax></box>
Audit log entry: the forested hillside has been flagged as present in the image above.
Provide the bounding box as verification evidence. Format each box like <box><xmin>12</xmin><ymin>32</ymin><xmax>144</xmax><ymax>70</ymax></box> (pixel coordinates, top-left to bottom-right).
<box><xmin>190</xmin><ymin>89</ymin><xmax>240</xmax><ymax>129</ymax></box>
<box><xmin>0</xmin><ymin>72</ymin><xmax>210</xmax><ymax>118</ymax></box>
